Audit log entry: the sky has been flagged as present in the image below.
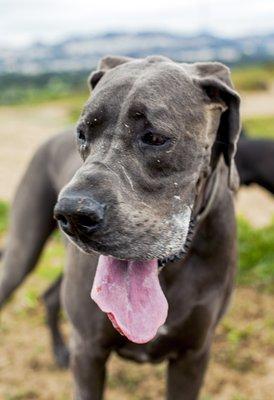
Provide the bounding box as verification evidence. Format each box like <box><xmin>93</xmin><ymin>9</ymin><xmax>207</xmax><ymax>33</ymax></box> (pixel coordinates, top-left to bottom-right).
<box><xmin>1</xmin><ymin>0</ymin><xmax>274</xmax><ymax>47</ymax></box>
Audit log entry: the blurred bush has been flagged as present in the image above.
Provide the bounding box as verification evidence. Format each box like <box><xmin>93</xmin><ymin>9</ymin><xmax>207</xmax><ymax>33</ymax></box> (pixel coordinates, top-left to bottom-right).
<box><xmin>232</xmin><ymin>62</ymin><xmax>274</xmax><ymax>92</ymax></box>
<box><xmin>1</xmin><ymin>62</ymin><xmax>274</xmax><ymax>106</ymax></box>
<box><xmin>244</xmin><ymin>115</ymin><xmax>274</xmax><ymax>139</ymax></box>
<box><xmin>0</xmin><ymin>71</ymin><xmax>89</xmax><ymax>105</ymax></box>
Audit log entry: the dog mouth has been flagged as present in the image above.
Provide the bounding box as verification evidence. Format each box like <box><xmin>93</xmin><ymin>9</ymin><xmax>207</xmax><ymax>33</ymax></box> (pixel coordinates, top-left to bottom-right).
<box><xmin>71</xmin><ymin>237</ymin><xmax>171</xmax><ymax>343</ymax></box>
<box><xmin>89</xmin><ymin>219</ymin><xmax>195</xmax><ymax>344</ymax></box>
<box><xmin>91</xmin><ymin>256</ymin><xmax>168</xmax><ymax>343</ymax></box>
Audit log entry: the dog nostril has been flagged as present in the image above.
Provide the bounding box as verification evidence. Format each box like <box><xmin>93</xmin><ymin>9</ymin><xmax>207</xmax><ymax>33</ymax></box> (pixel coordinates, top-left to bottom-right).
<box><xmin>56</xmin><ymin>214</ymin><xmax>68</xmax><ymax>225</ymax></box>
<box><xmin>55</xmin><ymin>213</ymin><xmax>74</xmax><ymax>236</ymax></box>
<box><xmin>54</xmin><ymin>197</ymin><xmax>105</xmax><ymax>237</ymax></box>
<box><xmin>75</xmin><ymin>213</ymin><xmax>102</xmax><ymax>233</ymax></box>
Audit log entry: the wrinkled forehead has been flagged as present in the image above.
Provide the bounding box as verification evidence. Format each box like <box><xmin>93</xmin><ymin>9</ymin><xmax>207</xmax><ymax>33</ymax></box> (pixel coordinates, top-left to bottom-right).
<box><xmin>85</xmin><ymin>60</ymin><xmax>205</xmax><ymax>122</ymax></box>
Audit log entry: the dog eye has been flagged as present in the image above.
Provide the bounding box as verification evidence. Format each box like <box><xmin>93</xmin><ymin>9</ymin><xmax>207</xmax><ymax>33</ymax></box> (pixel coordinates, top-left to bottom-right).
<box><xmin>141</xmin><ymin>131</ymin><xmax>169</xmax><ymax>147</ymax></box>
<box><xmin>77</xmin><ymin>128</ymin><xmax>86</xmax><ymax>144</ymax></box>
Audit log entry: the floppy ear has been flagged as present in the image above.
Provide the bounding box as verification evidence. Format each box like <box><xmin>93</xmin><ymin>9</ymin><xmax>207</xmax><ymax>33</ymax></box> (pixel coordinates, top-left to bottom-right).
<box><xmin>193</xmin><ymin>62</ymin><xmax>241</xmax><ymax>190</ymax></box>
<box><xmin>98</xmin><ymin>55</ymin><xmax>134</xmax><ymax>70</ymax></box>
<box><xmin>88</xmin><ymin>55</ymin><xmax>133</xmax><ymax>90</ymax></box>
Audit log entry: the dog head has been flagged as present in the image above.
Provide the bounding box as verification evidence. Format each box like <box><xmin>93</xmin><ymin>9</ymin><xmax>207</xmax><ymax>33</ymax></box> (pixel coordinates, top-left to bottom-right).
<box><xmin>55</xmin><ymin>55</ymin><xmax>240</xmax><ymax>261</ymax></box>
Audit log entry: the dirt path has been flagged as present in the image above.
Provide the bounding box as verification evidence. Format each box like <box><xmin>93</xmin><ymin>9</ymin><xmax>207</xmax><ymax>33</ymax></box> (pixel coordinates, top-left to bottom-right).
<box><xmin>236</xmin><ymin>185</ymin><xmax>274</xmax><ymax>227</ymax></box>
<box><xmin>0</xmin><ymin>102</ymin><xmax>73</xmax><ymax>200</ymax></box>
<box><xmin>240</xmin><ymin>84</ymin><xmax>274</xmax><ymax>118</ymax></box>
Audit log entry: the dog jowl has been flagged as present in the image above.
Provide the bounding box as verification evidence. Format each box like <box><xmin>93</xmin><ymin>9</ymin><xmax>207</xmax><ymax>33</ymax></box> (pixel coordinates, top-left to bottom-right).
<box><xmin>54</xmin><ymin>55</ymin><xmax>240</xmax><ymax>344</ymax></box>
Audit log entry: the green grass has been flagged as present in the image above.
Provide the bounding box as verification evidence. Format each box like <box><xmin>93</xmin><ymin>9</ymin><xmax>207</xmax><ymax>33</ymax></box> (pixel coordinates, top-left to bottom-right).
<box><xmin>0</xmin><ymin>200</ymin><xmax>9</xmax><ymax>234</ymax></box>
<box><xmin>237</xmin><ymin>217</ymin><xmax>274</xmax><ymax>291</ymax></box>
<box><xmin>36</xmin><ymin>235</ymin><xmax>64</xmax><ymax>282</ymax></box>
<box><xmin>243</xmin><ymin>115</ymin><xmax>274</xmax><ymax>139</ymax></box>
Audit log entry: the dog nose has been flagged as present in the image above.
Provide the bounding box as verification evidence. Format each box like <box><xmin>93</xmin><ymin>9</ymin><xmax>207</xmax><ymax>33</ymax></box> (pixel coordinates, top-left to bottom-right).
<box><xmin>54</xmin><ymin>196</ymin><xmax>106</xmax><ymax>237</ymax></box>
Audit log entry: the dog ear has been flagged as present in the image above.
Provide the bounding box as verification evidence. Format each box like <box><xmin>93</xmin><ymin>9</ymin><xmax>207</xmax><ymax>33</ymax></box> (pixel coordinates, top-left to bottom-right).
<box><xmin>193</xmin><ymin>62</ymin><xmax>241</xmax><ymax>190</ymax></box>
<box><xmin>88</xmin><ymin>70</ymin><xmax>105</xmax><ymax>89</ymax></box>
<box><xmin>98</xmin><ymin>55</ymin><xmax>134</xmax><ymax>70</ymax></box>
<box><xmin>88</xmin><ymin>55</ymin><xmax>133</xmax><ymax>90</ymax></box>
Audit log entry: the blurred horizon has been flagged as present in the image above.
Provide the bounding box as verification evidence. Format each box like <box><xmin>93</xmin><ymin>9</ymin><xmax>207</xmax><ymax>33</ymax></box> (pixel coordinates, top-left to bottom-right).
<box><xmin>1</xmin><ymin>0</ymin><xmax>274</xmax><ymax>48</ymax></box>
<box><xmin>1</xmin><ymin>30</ymin><xmax>274</xmax><ymax>76</ymax></box>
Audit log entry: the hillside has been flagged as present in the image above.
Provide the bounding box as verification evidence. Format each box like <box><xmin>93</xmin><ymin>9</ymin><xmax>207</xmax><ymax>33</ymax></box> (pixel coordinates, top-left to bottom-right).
<box><xmin>1</xmin><ymin>31</ymin><xmax>274</xmax><ymax>74</ymax></box>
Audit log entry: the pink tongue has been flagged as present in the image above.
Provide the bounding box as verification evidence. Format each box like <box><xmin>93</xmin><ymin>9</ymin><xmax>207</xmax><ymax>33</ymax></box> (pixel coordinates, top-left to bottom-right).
<box><xmin>91</xmin><ymin>255</ymin><xmax>168</xmax><ymax>344</ymax></box>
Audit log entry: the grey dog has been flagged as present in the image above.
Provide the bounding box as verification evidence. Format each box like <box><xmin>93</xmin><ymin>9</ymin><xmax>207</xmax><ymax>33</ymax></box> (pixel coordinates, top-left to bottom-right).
<box><xmin>0</xmin><ymin>55</ymin><xmax>241</xmax><ymax>399</ymax></box>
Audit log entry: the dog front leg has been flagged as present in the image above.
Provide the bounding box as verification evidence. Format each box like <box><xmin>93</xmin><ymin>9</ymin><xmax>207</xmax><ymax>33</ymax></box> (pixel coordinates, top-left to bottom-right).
<box><xmin>71</xmin><ymin>337</ymin><xmax>110</xmax><ymax>400</ymax></box>
<box><xmin>0</xmin><ymin>144</ymin><xmax>57</xmax><ymax>307</ymax></box>
<box><xmin>166</xmin><ymin>347</ymin><xmax>210</xmax><ymax>400</ymax></box>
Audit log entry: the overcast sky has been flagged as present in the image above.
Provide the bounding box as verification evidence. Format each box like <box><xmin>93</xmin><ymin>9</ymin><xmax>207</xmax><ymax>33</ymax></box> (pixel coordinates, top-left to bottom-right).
<box><xmin>1</xmin><ymin>0</ymin><xmax>274</xmax><ymax>47</ymax></box>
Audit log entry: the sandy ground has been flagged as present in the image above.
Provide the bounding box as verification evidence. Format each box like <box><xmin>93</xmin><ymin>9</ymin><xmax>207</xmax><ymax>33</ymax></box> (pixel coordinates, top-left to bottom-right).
<box><xmin>1</xmin><ymin>279</ymin><xmax>274</xmax><ymax>400</ymax></box>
